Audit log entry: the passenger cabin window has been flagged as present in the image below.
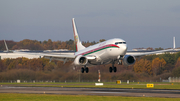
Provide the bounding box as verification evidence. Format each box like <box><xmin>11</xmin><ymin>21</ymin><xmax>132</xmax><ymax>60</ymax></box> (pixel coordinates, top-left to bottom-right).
<box><xmin>115</xmin><ymin>42</ymin><xmax>126</xmax><ymax>45</ymax></box>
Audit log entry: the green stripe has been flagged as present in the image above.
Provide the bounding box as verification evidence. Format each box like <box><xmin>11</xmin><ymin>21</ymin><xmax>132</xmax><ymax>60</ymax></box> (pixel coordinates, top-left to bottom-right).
<box><xmin>84</xmin><ymin>46</ymin><xmax>118</xmax><ymax>56</ymax></box>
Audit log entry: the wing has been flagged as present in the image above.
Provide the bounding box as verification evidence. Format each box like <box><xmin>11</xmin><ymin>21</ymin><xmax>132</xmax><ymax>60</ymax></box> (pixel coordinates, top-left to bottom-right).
<box><xmin>42</xmin><ymin>53</ymin><xmax>96</xmax><ymax>65</ymax></box>
<box><xmin>126</xmin><ymin>37</ymin><xmax>176</xmax><ymax>57</ymax></box>
<box><xmin>14</xmin><ymin>51</ymin><xmax>75</xmax><ymax>63</ymax></box>
<box><xmin>43</xmin><ymin>54</ymin><xmax>75</xmax><ymax>63</ymax></box>
<box><xmin>126</xmin><ymin>49</ymin><xmax>174</xmax><ymax>57</ymax></box>
<box><xmin>13</xmin><ymin>51</ymin><xmax>97</xmax><ymax>64</ymax></box>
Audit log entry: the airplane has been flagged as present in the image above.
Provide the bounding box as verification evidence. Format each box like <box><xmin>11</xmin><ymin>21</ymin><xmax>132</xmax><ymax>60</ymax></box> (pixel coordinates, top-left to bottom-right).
<box><xmin>40</xmin><ymin>18</ymin><xmax>174</xmax><ymax>73</ymax></box>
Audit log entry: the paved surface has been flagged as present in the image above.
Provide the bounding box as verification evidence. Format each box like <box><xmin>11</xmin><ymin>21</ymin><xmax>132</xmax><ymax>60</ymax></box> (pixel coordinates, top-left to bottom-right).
<box><xmin>0</xmin><ymin>86</ymin><xmax>180</xmax><ymax>98</ymax></box>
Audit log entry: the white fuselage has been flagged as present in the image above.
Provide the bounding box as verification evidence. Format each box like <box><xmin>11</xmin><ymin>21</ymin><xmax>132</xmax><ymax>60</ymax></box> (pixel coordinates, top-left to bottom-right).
<box><xmin>74</xmin><ymin>38</ymin><xmax>127</xmax><ymax>65</ymax></box>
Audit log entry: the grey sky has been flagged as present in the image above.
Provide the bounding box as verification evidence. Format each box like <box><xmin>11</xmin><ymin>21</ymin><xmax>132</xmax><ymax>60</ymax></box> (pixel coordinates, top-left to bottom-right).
<box><xmin>0</xmin><ymin>0</ymin><xmax>180</xmax><ymax>49</ymax></box>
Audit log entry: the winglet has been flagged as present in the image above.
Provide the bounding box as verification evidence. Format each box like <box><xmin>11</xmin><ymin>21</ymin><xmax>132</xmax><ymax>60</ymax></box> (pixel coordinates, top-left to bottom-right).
<box><xmin>173</xmin><ymin>37</ymin><xmax>176</xmax><ymax>50</ymax></box>
<box><xmin>4</xmin><ymin>39</ymin><xmax>9</xmax><ymax>52</ymax></box>
<box><xmin>72</xmin><ymin>18</ymin><xmax>85</xmax><ymax>52</ymax></box>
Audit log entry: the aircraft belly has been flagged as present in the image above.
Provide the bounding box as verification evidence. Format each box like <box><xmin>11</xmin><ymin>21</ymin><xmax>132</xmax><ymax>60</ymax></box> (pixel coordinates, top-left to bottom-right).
<box><xmin>95</xmin><ymin>48</ymin><xmax>111</xmax><ymax>60</ymax></box>
<box><xmin>87</xmin><ymin>48</ymin><xmax>115</xmax><ymax>65</ymax></box>
<box><xmin>88</xmin><ymin>59</ymin><xmax>111</xmax><ymax>65</ymax></box>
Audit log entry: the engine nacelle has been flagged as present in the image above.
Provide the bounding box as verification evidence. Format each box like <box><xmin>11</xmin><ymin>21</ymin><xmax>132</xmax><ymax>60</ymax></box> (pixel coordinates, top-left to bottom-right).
<box><xmin>74</xmin><ymin>55</ymin><xmax>88</xmax><ymax>66</ymax></box>
<box><xmin>122</xmin><ymin>55</ymin><xmax>136</xmax><ymax>66</ymax></box>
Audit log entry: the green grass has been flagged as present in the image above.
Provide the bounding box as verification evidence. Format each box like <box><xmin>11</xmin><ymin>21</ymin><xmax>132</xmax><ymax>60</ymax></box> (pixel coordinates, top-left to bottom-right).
<box><xmin>1</xmin><ymin>82</ymin><xmax>180</xmax><ymax>89</ymax></box>
<box><xmin>0</xmin><ymin>93</ymin><xmax>180</xmax><ymax>101</ymax></box>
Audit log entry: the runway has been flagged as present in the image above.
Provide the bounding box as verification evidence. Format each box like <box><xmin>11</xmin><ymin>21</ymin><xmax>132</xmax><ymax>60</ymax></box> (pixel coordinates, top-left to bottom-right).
<box><xmin>0</xmin><ymin>86</ymin><xmax>180</xmax><ymax>98</ymax></box>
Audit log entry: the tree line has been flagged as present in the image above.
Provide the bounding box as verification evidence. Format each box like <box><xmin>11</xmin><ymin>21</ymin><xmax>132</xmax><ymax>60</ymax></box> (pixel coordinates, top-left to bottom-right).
<box><xmin>0</xmin><ymin>39</ymin><xmax>170</xmax><ymax>51</ymax></box>
<box><xmin>0</xmin><ymin>52</ymin><xmax>180</xmax><ymax>82</ymax></box>
<box><xmin>0</xmin><ymin>39</ymin><xmax>99</xmax><ymax>51</ymax></box>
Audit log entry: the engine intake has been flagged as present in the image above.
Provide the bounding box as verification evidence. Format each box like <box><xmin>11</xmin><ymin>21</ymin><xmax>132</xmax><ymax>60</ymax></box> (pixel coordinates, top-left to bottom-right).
<box><xmin>122</xmin><ymin>55</ymin><xmax>136</xmax><ymax>66</ymax></box>
<box><xmin>74</xmin><ymin>55</ymin><xmax>88</xmax><ymax>65</ymax></box>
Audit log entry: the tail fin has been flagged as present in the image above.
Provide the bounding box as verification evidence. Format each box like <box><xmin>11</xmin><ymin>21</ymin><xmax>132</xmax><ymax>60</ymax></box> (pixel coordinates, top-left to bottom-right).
<box><xmin>4</xmin><ymin>39</ymin><xmax>9</xmax><ymax>52</ymax></box>
<box><xmin>72</xmin><ymin>18</ymin><xmax>85</xmax><ymax>52</ymax></box>
<box><xmin>173</xmin><ymin>37</ymin><xmax>176</xmax><ymax>50</ymax></box>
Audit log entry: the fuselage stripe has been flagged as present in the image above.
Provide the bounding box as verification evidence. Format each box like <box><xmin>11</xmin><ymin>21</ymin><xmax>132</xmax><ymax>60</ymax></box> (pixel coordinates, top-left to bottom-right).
<box><xmin>78</xmin><ymin>44</ymin><xmax>119</xmax><ymax>56</ymax></box>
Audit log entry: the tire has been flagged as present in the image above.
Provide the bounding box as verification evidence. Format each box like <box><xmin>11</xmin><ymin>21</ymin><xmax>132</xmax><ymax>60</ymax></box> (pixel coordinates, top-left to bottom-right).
<box><xmin>85</xmin><ymin>67</ymin><xmax>89</xmax><ymax>73</ymax></box>
<box><xmin>109</xmin><ymin>67</ymin><xmax>113</xmax><ymax>73</ymax></box>
<box><xmin>81</xmin><ymin>67</ymin><xmax>84</xmax><ymax>73</ymax></box>
<box><xmin>113</xmin><ymin>67</ymin><xmax>117</xmax><ymax>72</ymax></box>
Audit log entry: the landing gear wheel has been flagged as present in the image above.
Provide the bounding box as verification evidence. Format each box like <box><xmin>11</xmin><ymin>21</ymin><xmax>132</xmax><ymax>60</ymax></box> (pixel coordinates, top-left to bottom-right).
<box><xmin>113</xmin><ymin>67</ymin><xmax>117</xmax><ymax>72</ymax></box>
<box><xmin>109</xmin><ymin>67</ymin><xmax>113</xmax><ymax>73</ymax></box>
<box><xmin>81</xmin><ymin>67</ymin><xmax>84</xmax><ymax>73</ymax></box>
<box><xmin>85</xmin><ymin>67</ymin><xmax>89</xmax><ymax>73</ymax></box>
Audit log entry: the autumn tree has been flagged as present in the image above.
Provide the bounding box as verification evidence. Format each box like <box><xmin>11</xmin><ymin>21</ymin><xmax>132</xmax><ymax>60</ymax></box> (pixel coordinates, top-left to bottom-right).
<box><xmin>99</xmin><ymin>39</ymin><xmax>106</xmax><ymax>42</ymax></box>
<box><xmin>133</xmin><ymin>59</ymin><xmax>144</xmax><ymax>73</ymax></box>
<box><xmin>146</xmin><ymin>47</ymin><xmax>153</xmax><ymax>50</ymax></box>
<box><xmin>44</xmin><ymin>62</ymin><xmax>56</xmax><ymax>72</ymax></box>
<box><xmin>159</xmin><ymin>53</ymin><xmax>175</xmax><ymax>65</ymax></box>
<box><xmin>82</xmin><ymin>41</ymin><xmax>91</xmax><ymax>47</ymax></box>
<box><xmin>175</xmin><ymin>52</ymin><xmax>180</xmax><ymax>61</ymax></box>
<box><xmin>58</xmin><ymin>41</ymin><xmax>67</xmax><ymax>49</ymax></box>
<box><xmin>143</xmin><ymin>59</ymin><xmax>152</xmax><ymax>75</ymax></box>
<box><xmin>175</xmin><ymin>57</ymin><xmax>180</xmax><ymax>68</ymax></box>
<box><xmin>155</xmin><ymin>47</ymin><xmax>164</xmax><ymax>50</ymax></box>
<box><xmin>133</xmin><ymin>59</ymin><xmax>152</xmax><ymax>75</ymax></box>
<box><xmin>12</xmin><ymin>39</ymin><xmax>44</xmax><ymax>50</ymax></box>
<box><xmin>152</xmin><ymin>57</ymin><xmax>166</xmax><ymax>76</ymax></box>
<box><xmin>171</xmin><ymin>57</ymin><xmax>180</xmax><ymax>77</ymax></box>
<box><xmin>44</xmin><ymin>39</ymin><xmax>53</xmax><ymax>50</ymax></box>
<box><xmin>172</xmin><ymin>66</ymin><xmax>180</xmax><ymax>77</ymax></box>
<box><xmin>0</xmin><ymin>60</ymin><xmax>5</xmax><ymax>72</ymax></box>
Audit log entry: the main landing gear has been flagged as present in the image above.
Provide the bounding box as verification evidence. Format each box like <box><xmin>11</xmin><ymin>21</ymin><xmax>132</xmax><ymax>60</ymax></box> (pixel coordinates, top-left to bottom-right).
<box><xmin>81</xmin><ymin>66</ymin><xmax>89</xmax><ymax>73</ymax></box>
<box><xmin>109</xmin><ymin>67</ymin><xmax>117</xmax><ymax>73</ymax></box>
<box><xmin>109</xmin><ymin>61</ymin><xmax>117</xmax><ymax>73</ymax></box>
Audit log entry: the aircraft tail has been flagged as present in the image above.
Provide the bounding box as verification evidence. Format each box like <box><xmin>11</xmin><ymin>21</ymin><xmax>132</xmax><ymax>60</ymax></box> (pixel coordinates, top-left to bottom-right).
<box><xmin>4</xmin><ymin>39</ymin><xmax>9</xmax><ymax>52</ymax></box>
<box><xmin>72</xmin><ymin>18</ymin><xmax>85</xmax><ymax>52</ymax></box>
<box><xmin>173</xmin><ymin>37</ymin><xmax>176</xmax><ymax>50</ymax></box>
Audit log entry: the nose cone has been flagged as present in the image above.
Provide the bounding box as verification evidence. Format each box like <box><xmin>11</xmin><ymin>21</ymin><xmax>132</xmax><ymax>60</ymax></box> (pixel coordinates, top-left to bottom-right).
<box><xmin>121</xmin><ymin>44</ymin><xmax>127</xmax><ymax>55</ymax></box>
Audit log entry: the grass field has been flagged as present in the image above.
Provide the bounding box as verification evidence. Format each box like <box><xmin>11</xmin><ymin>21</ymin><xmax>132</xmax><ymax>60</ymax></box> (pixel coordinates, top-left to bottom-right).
<box><xmin>0</xmin><ymin>93</ymin><xmax>180</xmax><ymax>101</ymax></box>
<box><xmin>1</xmin><ymin>82</ymin><xmax>180</xmax><ymax>89</ymax></box>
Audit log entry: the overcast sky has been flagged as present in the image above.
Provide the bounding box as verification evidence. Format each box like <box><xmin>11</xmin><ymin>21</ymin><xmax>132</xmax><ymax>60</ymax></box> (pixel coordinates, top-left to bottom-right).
<box><xmin>1</xmin><ymin>0</ymin><xmax>180</xmax><ymax>49</ymax></box>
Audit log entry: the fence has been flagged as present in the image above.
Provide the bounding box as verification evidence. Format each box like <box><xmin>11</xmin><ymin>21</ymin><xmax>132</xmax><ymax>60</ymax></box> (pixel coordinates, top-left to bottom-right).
<box><xmin>0</xmin><ymin>79</ymin><xmax>170</xmax><ymax>83</ymax></box>
<box><xmin>169</xmin><ymin>77</ymin><xmax>180</xmax><ymax>82</ymax></box>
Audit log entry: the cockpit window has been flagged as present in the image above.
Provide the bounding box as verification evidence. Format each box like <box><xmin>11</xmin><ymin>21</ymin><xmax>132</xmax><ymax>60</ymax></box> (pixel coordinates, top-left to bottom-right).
<box><xmin>115</xmin><ymin>42</ymin><xmax>126</xmax><ymax>45</ymax></box>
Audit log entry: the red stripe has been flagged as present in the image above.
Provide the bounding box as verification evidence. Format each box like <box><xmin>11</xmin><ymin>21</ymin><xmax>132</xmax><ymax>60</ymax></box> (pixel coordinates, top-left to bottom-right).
<box><xmin>78</xmin><ymin>44</ymin><xmax>119</xmax><ymax>56</ymax></box>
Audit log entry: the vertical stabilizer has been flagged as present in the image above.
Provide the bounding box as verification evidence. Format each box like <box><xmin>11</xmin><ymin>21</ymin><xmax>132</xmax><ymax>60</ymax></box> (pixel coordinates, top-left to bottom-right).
<box><xmin>72</xmin><ymin>18</ymin><xmax>85</xmax><ymax>52</ymax></box>
<box><xmin>173</xmin><ymin>37</ymin><xmax>176</xmax><ymax>50</ymax></box>
<box><xmin>4</xmin><ymin>39</ymin><xmax>9</xmax><ymax>52</ymax></box>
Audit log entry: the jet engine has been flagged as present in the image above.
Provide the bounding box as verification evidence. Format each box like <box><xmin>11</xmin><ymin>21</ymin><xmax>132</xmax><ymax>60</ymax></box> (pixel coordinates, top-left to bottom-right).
<box><xmin>122</xmin><ymin>55</ymin><xmax>136</xmax><ymax>66</ymax></box>
<box><xmin>74</xmin><ymin>55</ymin><xmax>88</xmax><ymax>66</ymax></box>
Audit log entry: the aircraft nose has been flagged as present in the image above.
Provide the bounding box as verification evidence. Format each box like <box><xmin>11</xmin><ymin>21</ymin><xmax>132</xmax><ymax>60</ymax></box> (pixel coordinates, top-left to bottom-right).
<box><xmin>121</xmin><ymin>44</ymin><xmax>127</xmax><ymax>55</ymax></box>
